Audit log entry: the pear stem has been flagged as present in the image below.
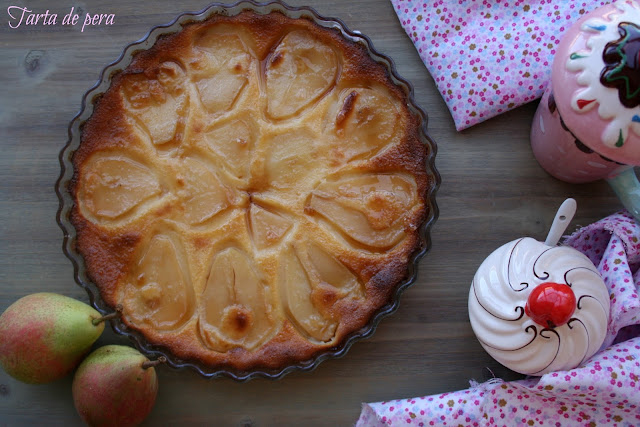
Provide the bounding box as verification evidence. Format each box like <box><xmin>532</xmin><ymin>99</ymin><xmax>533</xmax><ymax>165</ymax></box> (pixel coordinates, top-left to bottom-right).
<box><xmin>91</xmin><ymin>304</ymin><xmax>123</xmax><ymax>326</ymax></box>
<box><xmin>142</xmin><ymin>356</ymin><xmax>167</xmax><ymax>370</ymax></box>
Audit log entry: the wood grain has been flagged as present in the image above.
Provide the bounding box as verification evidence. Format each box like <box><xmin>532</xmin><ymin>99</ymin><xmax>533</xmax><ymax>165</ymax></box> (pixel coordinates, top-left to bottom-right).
<box><xmin>0</xmin><ymin>0</ymin><xmax>622</xmax><ymax>425</ymax></box>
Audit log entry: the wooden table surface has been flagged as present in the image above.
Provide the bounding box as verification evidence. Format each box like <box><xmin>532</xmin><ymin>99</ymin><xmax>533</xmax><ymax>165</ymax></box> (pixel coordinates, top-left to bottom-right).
<box><xmin>0</xmin><ymin>0</ymin><xmax>622</xmax><ymax>425</ymax></box>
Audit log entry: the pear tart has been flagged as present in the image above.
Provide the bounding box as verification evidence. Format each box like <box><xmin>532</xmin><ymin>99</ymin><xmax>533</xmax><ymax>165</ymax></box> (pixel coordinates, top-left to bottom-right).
<box><xmin>68</xmin><ymin>9</ymin><xmax>433</xmax><ymax>374</ymax></box>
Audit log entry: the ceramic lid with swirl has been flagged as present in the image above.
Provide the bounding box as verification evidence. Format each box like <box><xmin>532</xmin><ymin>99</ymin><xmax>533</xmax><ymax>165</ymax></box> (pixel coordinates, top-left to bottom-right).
<box><xmin>553</xmin><ymin>0</ymin><xmax>640</xmax><ymax>165</ymax></box>
<box><xmin>468</xmin><ymin>237</ymin><xmax>609</xmax><ymax>376</ymax></box>
<box><xmin>468</xmin><ymin>200</ymin><xmax>609</xmax><ymax>376</ymax></box>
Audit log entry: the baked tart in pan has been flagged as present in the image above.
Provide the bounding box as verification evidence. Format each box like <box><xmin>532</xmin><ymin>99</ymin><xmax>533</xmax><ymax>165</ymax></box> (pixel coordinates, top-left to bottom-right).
<box><xmin>57</xmin><ymin>1</ymin><xmax>439</xmax><ymax>379</ymax></box>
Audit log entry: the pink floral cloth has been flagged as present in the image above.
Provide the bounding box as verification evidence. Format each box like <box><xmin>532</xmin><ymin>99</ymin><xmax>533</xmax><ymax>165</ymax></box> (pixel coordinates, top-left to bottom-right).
<box><xmin>390</xmin><ymin>0</ymin><xmax>609</xmax><ymax>130</ymax></box>
<box><xmin>356</xmin><ymin>211</ymin><xmax>640</xmax><ymax>426</ymax></box>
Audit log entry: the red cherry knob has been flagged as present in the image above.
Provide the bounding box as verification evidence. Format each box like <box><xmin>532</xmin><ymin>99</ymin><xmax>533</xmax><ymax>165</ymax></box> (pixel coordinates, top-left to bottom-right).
<box><xmin>524</xmin><ymin>282</ymin><xmax>576</xmax><ymax>328</ymax></box>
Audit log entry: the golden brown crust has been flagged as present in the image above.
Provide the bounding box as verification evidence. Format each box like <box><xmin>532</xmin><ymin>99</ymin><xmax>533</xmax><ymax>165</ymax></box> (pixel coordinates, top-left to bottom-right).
<box><xmin>70</xmin><ymin>10</ymin><xmax>430</xmax><ymax>372</ymax></box>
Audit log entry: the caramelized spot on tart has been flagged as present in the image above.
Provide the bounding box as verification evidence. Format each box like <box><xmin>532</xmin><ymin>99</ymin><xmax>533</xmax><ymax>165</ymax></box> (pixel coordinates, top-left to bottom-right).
<box><xmin>222</xmin><ymin>305</ymin><xmax>253</xmax><ymax>338</ymax></box>
<box><xmin>312</xmin><ymin>285</ymin><xmax>339</xmax><ymax>310</ymax></box>
<box><xmin>269</xmin><ymin>52</ymin><xmax>284</xmax><ymax>67</ymax></box>
<box><xmin>335</xmin><ymin>90</ymin><xmax>359</xmax><ymax>128</ymax></box>
<box><xmin>365</xmin><ymin>192</ymin><xmax>403</xmax><ymax>231</ymax></box>
<box><xmin>193</xmin><ymin>237</ymin><xmax>211</xmax><ymax>250</ymax></box>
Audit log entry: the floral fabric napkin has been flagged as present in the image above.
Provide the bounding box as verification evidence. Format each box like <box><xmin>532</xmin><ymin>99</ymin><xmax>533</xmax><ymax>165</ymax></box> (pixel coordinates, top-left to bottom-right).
<box><xmin>390</xmin><ymin>0</ymin><xmax>609</xmax><ymax>130</ymax></box>
<box><xmin>356</xmin><ymin>211</ymin><xmax>640</xmax><ymax>426</ymax></box>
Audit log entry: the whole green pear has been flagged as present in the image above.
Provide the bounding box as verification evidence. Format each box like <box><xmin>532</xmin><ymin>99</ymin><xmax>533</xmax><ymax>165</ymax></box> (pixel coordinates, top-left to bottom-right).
<box><xmin>72</xmin><ymin>345</ymin><xmax>162</xmax><ymax>427</ymax></box>
<box><xmin>0</xmin><ymin>292</ymin><xmax>106</xmax><ymax>384</ymax></box>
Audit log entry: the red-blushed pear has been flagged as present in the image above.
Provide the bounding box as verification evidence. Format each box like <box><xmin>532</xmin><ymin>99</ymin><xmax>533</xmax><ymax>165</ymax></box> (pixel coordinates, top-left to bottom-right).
<box><xmin>72</xmin><ymin>345</ymin><xmax>164</xmax><ymax>427</ymax></box>
<box><xmin>0</xmin><ymin>293</ymin><xmax>116</xmax><ymax>384</ymax></box>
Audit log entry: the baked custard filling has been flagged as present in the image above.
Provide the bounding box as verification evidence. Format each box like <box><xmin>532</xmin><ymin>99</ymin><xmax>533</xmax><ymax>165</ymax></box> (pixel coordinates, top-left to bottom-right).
<box><xmin>70</xmin><ymin>11</ymin><xmax>430</xmax><ymax>371</ymax></box>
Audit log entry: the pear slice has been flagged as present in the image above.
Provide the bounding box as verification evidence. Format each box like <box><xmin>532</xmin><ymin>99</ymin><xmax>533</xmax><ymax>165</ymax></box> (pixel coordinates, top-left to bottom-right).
<box><xmin>307</xmin><ymin>173</ymin><xmax>418</xmax><ymax>250</ymax></box>
<box><xmin>78</xmin><ymin>155</ymin><xmax>161</xmax><ymax>221</ymax></box>
<box><xmin>303</xmin><ymin>242</ymin><xmax>363</xmax><ymax>299</ymax></box>
<box><xmin>201</xmin><ymin>117</ymin><xmax>255</xmax><ymax>183</ymax></box>
<box><xmin>265</xmin><ymin>128</ymin><xmax>319</xmax><ymax>189</ymax></box>
<box><xmin>190</xmin><ymin>32</ymin><xmax>251</xmax><ymax>114</ymax></box>
<box><xmin>331</xmin><ymin>88</ymin><xmax>400</xmax><ymax>161</ymax></box>
<box><xmin>265</xmin><ymin>30</ymin><xmax>338</xmax><ymax>119</ymax></box>
<box><xmin>194</xmin><ymin>70</ymin><xmax>248</xmax><ymax>114</ymax></box>
<box><xmin>124</xmin><ymin>233</ymin><xmax>195</xmax><ymax>331</ymax></box>
<box><xmin>121</xmin><ymin>62</ymin><xmax>188</xmax><ymax>146</ymax></box>
<box><xmin>278</xmin><ymin>245</ymin><xmax>337</xmax><ymax>343</ymax></box>
<box><xmin>249</xmin><ymin>204</ymin><xmax>292</xmax><ymax>250</ymax></box>
<box><xmin>175</xmin><ymin>157</ymin><xmax>234</xmax><ymax>226</ymax></box>
<box><xmin>198</xmin><ymin>248</ymin><xmax>275</xmax><ymax>351</ymax></box>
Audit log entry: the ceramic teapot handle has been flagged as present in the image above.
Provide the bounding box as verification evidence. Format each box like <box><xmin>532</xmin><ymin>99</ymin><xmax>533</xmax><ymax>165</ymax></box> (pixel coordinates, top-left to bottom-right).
<box><xmin>606</xmin><ymin>168</ymin><xmax>640</xmax><ymax>223</ymax></box>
